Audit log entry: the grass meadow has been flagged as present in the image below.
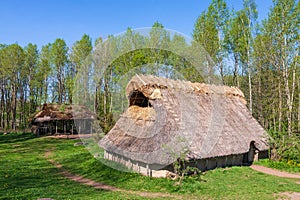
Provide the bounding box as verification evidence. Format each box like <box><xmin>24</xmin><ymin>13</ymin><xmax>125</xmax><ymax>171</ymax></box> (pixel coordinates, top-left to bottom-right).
<box><xmin>0</xmin><ymin>133</ymin><xmax>299</xmax><ymax>199</ymax></box>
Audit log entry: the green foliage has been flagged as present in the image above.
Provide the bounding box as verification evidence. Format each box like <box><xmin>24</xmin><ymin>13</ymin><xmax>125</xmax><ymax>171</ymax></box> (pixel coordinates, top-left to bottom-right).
<box><xmin>0</xmin><ymin>44</ymin><xmax>24</xmax><ymax>78</ymax></box>
<box><xmin>0</xmin><ymin>1</ymin><xmax>299</xmax><ymax>166</ymax></box>
<box><xmin>38</xmin><ymin>44</ymin><xmax>52</xmax><ymax>103</ymax></box>
<box><xmin>193</xmin><ymin>10</ymin><xmax>219</xmax><ymax>61</ymax></box>
<box><xmin>93</xmin><ymin>25</ymin><xmax>205</xmax><ymax>133</ymax></box>
<box><xmin>193</xmin><ymin>0</ymin><xmax>230</xmax><ymax>83</ymax></box>
<box><xmin>70</xmin><ymin>34</ymin><xmax>92</xmax><ymax>71</ymax></box>
<box><xmin>269</xmin><ymin>132</ymin><xmax>300</xmax><ymax>163</ymax></box>
<box><xmin>59</xmin><ymin>104</ymin><xmax>66</xmax><ymax>112</ymax></box>
<box><xmin>170</xmin><ymin>149</ymin><xmax>201</xmax><ymax>183</ymax></box>
<box><xmin>68</xmin><ymin>34</ymin><xmax>92</xmax><ymax>104</ymax></box>
<box><xmin>51</xmin><ymin>38</ymin><xmax>69</xmax><ymax>104</ymax></box>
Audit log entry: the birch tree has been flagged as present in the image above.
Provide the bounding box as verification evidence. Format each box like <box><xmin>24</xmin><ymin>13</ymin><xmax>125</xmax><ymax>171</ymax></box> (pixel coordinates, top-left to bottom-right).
<box><xmin>193</xmin><ymin>0</ymin><xmax>229</xmax><ymax>84</ymax></box>
<box><xmin>51</xmin><ymin>39</ymin><xmax>68</xmax><ymax>104</ymax></box>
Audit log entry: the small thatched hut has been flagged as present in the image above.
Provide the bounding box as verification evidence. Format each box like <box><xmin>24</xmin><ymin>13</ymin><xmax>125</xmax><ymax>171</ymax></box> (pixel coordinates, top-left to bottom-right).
<box><xmin>31</xmin><ymin>104</ymin><xmax>96</xmax><ymax>135</ymax></box>
<box><xmin>99</xmin><ymin>75</ymin><xmax>269</xmax><ymax>177</ymax></box>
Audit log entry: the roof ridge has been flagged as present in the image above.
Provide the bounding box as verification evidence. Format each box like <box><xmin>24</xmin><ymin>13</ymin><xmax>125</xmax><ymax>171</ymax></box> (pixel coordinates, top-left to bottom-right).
<box><xmin>126</xmin><ymin>75</ymin><xmax>246</xmax><ymax>103</ymax></box>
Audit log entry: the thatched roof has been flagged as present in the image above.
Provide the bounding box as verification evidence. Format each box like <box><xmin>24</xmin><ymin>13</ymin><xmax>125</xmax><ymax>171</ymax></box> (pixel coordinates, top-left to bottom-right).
<box><xmin>99</xmin><ymin>75</ymin><xmax>269</xmax><ymax>166</ymax></box>
<box><xmin>32</xmin><ymin>104</ymin><xmax>96</xmax><ymax>123</ymax></box>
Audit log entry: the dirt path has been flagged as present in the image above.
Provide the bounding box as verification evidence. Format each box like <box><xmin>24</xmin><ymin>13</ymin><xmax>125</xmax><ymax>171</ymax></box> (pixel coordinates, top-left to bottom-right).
<box><xmin>277</xmin><ymin>192</ymin><xmax>300</xmax><ymax>200</ymax></box>
<box><xmin>45</xmin><ymin>134</ymin><xmax>93</xmax><ymax>139</ymax></box>
<box><xmin>250</xmin><ymin>165</ymin><xmax>300</xmax><ymax>179</ymax></box>
<box><xmin>45</xmin><ymin>151</ymin><xmax>300</xmax><ymax>199</ymax></box>
<box><xmin>251</xmin><ymin>165</ymin><xmax>300</xmax><ymax>200</ymax></box>
<box><xmin>44</xmin><ymin>150</ymin><xmax>184</xmax><ymax>199</ymax></box>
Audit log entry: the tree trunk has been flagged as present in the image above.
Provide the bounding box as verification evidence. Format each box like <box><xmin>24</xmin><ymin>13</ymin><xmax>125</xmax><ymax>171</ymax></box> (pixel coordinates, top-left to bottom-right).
<box><xmin>246</xmin><ymin>39</ymin><xmax>252</xmax><ymax>114</ymax></box>
<box><xmin>282</xmin><ymin>38</ymin><xmax>295</xmax><ymax>136</ymax></box>
<box><xmin>278</xmin><ymin>77</ymin><xmax>282</xmax><ymax>133</ymax></box>
<box><xmin>233</xmin><ymin>52</ymin><xmax>239</xmax><ymax>87</ymax></box>
<box><xmin>218</xmin><ymin>29</ymin><xmax>224</xmax><ymax>84</ymax></box>
<box><xmin>298</xmin><ymin>79</ymin><xmax>300</xmax><ymax>133</ymax></box>
<box><xmin>43</xmin><ymin>74</ymin><xmax>48</xmax><ymax>103</ymax></box>
<box><xmin>103</xmin><ymin>73</ymin><xmax>108</xmax><ymax>123</ymax></box>
<box><xmin>248</xmin><ymin>68</ymin><xmax>252</xmax><ymax>114</ymax></box>
<box><xmin>5</xmin><ymin>86</ymin><xmax>11</xmax><ymax>130</ymax></box>
<box><xmin>19</xmin><ymin>83</ymin><xmax>24</xmax><ymax>130</ymax></box>
<box><xmin>290</xmin><ymin>66</ymin><xmax>296</xmax><ymax>133</ymax></box>
<box><xmin>58</xmin><ymin>70</ymin><xmax>63</xmax><ymax>104</ymax></box>
<box><xmin>94</xmin><ymin>86</ymin><xmax>98</xmax><ymax>113</ymax></box>
<box><xmin>0</xmin><ymin>79</ymin><xmax>4</xmax><ymax>128</ymax></box>
<box><xmin>258</xmin><ymin>69</ymin><xmax>264</xmax><ymax>126</ymax></box>
<box><xmin>109</xmin><ymin>69</ymin><xmax>113</xmax><ymax>113</ymax></box>
<box><xmin>246</xmin><ymin>17</ymin><xmax>252</xmax><ymax>114</ymax></box>
<box><xmin>11</xmin><ymin>83</ymin><xmax>17</xmax><ymax>130</ymax></box>
<box><xmin>272</xmin><ymin>107</ymin><xmax>276</xmax><ymax>132</ymax></box>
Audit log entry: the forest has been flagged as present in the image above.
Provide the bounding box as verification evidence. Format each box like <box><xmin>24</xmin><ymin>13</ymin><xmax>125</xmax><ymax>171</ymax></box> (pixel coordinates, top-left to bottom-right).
<box><xmin>0</xmin><ymin>0</ymin><xmax>299</xmax><ymax>163</ymax></box>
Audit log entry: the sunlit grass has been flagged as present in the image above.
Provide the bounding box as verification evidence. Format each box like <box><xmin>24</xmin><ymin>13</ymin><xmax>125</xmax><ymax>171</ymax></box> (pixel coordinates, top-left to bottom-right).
<box><xmin>0</xmin><ymin>133</ymin><xmax>148</xmax><ymax>200</ymax></box>
<box><xmin>255</xmin><ymin>159</ymin><xmax>300</xmax><ymax>173</ymax></box>
<box><xmin>1</xmin><ymin>132</ymin><xmax>299</xmax><ymax>200</ymax></box>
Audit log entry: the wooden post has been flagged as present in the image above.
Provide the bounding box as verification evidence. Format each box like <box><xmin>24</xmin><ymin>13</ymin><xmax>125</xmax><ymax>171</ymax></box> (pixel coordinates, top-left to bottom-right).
<box><xmin>254</xmin><ymin>150</ymin><xmax>259</xmax><ymax>162</ymax></box>
<box><xmin>146</xmin><ymin>164</ymin><xmax>149</xmax><ymax>176</ymax></box>
<box><xmin>55</xmin><ymin>121</ymin><xmax>58</xmax><ymax>135</ymax></box>
<box><xmin>37</xmin><ymin>124</ymin><xmax>40</xmax><ymax>137</ymax></box>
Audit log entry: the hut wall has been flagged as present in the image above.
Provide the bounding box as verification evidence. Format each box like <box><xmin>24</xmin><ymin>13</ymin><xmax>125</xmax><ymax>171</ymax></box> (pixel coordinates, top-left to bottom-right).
<box><xmin>33</xmin><ymin>120</ymin><xmax>80</xmax><ymax>135</ymax></box>
<box><xmin>104</xmin><ymin>151</ymin><xmax>265</xmax><ymax>177</ymax></box>
<box><xmin>196</xmin><ymin>159</ymin><xmax>206</xmax><ymax>171</ymax></box>
<box><xmin>216</xmin><ymin>156</ymin><xmax>227</xmax><ymax>168</ymax></box>
<box><xmin>194</xmin><ymin>154</ymin><xmax>245</xmax><ymax>171</ymax></box>
<box><xmin>207</xmin><ymin>158</ymin><xmax>217</xmax><ymax>170</ymax></box>
<box><xmin>104</xmin><ymin>151</ymin><xmax>168</xmax><ymax>177</ymax></box>
<box><xmin>224</xmin><ymin>154</ymin><xmax>243</xmax><ymax>167</ymax></box>
<box><xmin>234</xmin><ymin>154</ymin><xmax>244</xmax><ymax>166</ymax></box>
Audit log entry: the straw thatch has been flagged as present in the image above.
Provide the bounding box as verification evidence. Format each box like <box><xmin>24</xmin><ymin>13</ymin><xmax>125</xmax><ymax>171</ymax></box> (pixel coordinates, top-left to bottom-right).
<box><xmin>99</xmin><ymin>75</ymin><xmax>269</xmax><ymax>169</ymax></box>
<box><xmin>32</xmin><ymin>104</ymin><xmax>96</xmax><ymax>123</ymax></box>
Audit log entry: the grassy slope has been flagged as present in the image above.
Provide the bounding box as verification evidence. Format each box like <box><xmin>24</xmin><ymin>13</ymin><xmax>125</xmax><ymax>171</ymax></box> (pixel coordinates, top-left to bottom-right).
<box><xmin>1</xmin><ymin>133</ymin><xmax>299</xmax><ymax>200</ymax></box>
<box><xmin>0</xmin><ymin>133</ymin><xmax>147</xmax><ymax>200</ymax></box>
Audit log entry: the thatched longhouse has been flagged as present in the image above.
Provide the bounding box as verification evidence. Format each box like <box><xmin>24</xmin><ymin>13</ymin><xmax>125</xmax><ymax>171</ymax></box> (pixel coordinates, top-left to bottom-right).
<box><xmin>31</xmin><ymin>104</ymin><xmax>96</xmax><ymax>135</ymax></box>
<box><xmin>99</xmin><ymin>75</ymin><xmax>269</xmax><ymax>177</ymax></box>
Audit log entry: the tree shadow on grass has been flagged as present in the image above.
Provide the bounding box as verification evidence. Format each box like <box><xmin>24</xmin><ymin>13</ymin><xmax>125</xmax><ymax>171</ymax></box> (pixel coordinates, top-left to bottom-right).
<box><xmin>0</xmin><ymin>132</ymin><xmax>36</xmax><ymax>144</ymax></box>
<box><xmin>54</xmin><ymin>151</ymin><xmax>177</xmax><ymax>193</ymax></box>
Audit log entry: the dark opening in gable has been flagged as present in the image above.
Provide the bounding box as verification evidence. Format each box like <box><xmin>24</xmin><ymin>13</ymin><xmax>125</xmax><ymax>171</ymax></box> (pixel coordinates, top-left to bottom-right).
<box><xmin>129</xmin><ymin>90</ymin><xmax>152</xmax><ymax>107</ymax></box>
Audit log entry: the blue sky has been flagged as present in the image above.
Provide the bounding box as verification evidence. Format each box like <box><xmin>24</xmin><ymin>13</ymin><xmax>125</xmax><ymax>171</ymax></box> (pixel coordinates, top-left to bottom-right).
<box><xmin>0</xmin><ymin>0</ymin><xmax>273</xmax><ymax>48</ymax></box>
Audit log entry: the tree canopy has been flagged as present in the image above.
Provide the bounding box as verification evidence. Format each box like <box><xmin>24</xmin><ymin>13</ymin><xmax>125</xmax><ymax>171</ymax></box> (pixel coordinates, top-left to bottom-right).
<box><xmin>0</xmin><ymin>0</ymin><xmax>299</xmax><ymax>162</ymax></box>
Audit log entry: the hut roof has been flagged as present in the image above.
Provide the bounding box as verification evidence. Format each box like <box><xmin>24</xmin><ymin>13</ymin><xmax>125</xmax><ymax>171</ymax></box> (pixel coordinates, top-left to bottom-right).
<box><xmin>31</xmin><ymin>104</ymin><xmax>96</xmax><ymax>123</ymax></box>
<box><xmin>99</xmin><ymin>75</ymin><xmax>269</xmax><ymax>166</ymax></box>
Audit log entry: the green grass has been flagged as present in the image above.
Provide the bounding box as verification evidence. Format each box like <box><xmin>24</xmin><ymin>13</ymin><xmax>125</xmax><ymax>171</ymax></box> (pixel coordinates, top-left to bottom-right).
<box><xmin>0</xmin><ymin>133</ymin><xmax>150</xmax><ymax>200</ymax></box>
<box><xmin>255</xmin><ymin>159</ymin><xmax>300</xmax><ymax>173</ymax></box>
<box><xmin>1</xmin><ymin>133</ymin><xmax>300</xmax><ymax>200</ymax></box>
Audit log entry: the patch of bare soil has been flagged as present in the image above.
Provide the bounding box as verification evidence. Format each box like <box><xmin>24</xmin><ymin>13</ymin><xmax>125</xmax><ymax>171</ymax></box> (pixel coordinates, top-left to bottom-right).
<box><xmin>44</xmin><ymin>150</ymin><xmax>183</xmax><ymax>199</ymax></box>
<box><xmin>276</xmin><ymin>192</ymin><xmax>300</xmax><ymax>200</ymax></box>
<box><xmin>250</xmin><ymin>165</ymin><xmax>300</xmax><ymax>179</ymax></box>
<box><xmin>45</xmin><ymin>134</ymin><xmax>94</xmax><ymax>139</ymax></box>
